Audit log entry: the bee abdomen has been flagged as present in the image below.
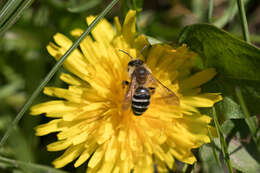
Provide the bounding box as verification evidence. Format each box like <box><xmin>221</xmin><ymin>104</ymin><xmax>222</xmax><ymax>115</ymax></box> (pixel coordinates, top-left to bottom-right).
<box><xmin>132</xmin><ymin>87</ymin><xmax>150</xmax><ymax>116</ymax></box>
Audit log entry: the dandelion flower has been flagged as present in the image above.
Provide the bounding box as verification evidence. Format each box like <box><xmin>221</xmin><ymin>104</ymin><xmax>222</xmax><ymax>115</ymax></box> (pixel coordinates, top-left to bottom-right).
<box><xmin>31</xmin><ymin>10</ymin><xmax>222</xmax><ymax>172</ymax></box>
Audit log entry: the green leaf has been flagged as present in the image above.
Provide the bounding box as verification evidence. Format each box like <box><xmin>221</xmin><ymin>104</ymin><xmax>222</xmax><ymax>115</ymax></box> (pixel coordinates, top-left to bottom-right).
<box><xmin>178</xmin><ymin>24</ymin><xmax>260</xmax><ymax>117</ymax></box>
<box><xmin>178</xmin><ymin>24</ymin><xmax>260</xmax><ymax>81</ymax></box>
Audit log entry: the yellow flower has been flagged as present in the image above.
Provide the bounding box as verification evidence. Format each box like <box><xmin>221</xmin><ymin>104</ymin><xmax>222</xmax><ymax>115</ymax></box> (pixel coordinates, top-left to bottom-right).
<box><xmin>31</xmin><ymin>10</ymin><xmax>221</xmax><ymax>173</ymax></box>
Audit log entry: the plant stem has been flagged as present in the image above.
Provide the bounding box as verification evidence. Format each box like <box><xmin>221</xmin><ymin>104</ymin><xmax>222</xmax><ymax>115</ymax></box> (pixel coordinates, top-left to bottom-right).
<box><xmin>181</xmin><ymin>163</ymin><xmax>188</xmax><ymax>173</ymax></box>
<box><xmin>236</xmin><ymin>0</ymin><xmax>260</xmax><ymax>153</ymax></box>
<box><xmin>207</xmin><ymin>127</ymin><xmax>222</xmax><ymax>168</ymax></box>
<box><xmin>0</xmin><ymin>0</ymin><xmax>34</xmax><ymax>36</ymax></box>
<box><xmin>0</xmin><ymin>0</ymin><xmax>22</xmax><ymax>27</ymax></box>
<box><xmin>0</xmin><ymin>0</ymin><xmax>119</xmax><ymax>148</ymax></box>
<box><xmin>236</xmin><ymin>0</ymin><xmax>250</xmax><ymax>43</ymax></box>
<box><xmin>212</xmin><ymin>107</ymin><xmax>233</xmax><ymax>173</ymax></box>
<box><xmin>0</xmin><ymin>156</ymin><xmax>68</xmax><ymax>173</ymax></box>
<box><xmin>208</xmin><ymin>0</ymin><xmax>214</xmax><ymax>23</ymax></box>
<box><xmin>235</xmin><ymin>87</ymin><xmax>260</xmax><ymax>152</ymax></box>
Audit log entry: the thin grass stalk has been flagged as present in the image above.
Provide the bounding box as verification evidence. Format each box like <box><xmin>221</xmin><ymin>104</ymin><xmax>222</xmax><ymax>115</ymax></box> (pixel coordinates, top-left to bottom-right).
<box><xmin>208</xmin><ymin>0</ymin><xmax>214</xmax><ymax>23</ymax></box>
<box><xmin>212</xmin><ymin>107</ymin><xmax>233</xmax><ymax>173</ymax></box>
<box><xmin>0</xmin><ymin>0</ymin><xmax>34</xmax><ymax>36</ymax></box>
<box><xmin>235</xmin><ymin>87</ymin><xmax>260</xmax><ymax>152</ymax></box>
<box><xmin>0</xmin><ymin>0</ymin><xmax>120</xmax><ymax>148</ymax></box>
<box><xmin>0</xmin><ymin>156</ymin><xmax>68</xmax><ymax>173</ymax></box>
<box><xmin>207</xmin><ymin>127</ymin><xmax>222</xmax><ymax>168</ymax></box>
<box><xmin>181</xmin><ymin>163</ymin><xmax>188</xmax><ymax>173</ymax></box>
<box><xmin>236</xmin><ymin>0</ymin><xmax>260</xmax><ymax>153</ymax></box>
<box><xmin>236</xmin><ymin>0</ymin><xmax>250</xmax><ymax>43</ymax></box>
<box><xmin>0</xmin><ymin>0</ymin><xmax>22</xmax><ymax>27</ymax></box>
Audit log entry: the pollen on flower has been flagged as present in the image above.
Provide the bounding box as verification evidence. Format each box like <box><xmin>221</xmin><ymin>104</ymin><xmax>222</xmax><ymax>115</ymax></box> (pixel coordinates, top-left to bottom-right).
<box><xmin>30</xmin><ymin>10</ymin><xmax>222</xmax><ymax>173</ymax></box>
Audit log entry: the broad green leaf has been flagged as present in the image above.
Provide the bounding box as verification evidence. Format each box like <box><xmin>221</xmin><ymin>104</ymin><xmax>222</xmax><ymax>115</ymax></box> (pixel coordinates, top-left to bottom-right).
<box><xmin>202</xmin><ymin>77</ymin><xmax>260</xmax><ymax>119</ymax></box>
<box><xmin>178</xmin><ymin>24</ymin><xmax>260</xmax><ymax>81</ymax></box>
<box><xmin>178</xmin><ymin>24</ymin><xmax>260</xmax><ymax>118</ymax></box>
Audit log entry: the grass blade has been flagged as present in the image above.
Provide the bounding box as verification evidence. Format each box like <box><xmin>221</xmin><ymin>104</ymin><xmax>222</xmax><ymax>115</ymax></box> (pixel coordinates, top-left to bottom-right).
<box><xmin>0</xmin><ymin>156</ymin><xmax>68</xmax><ymax>173</ymax></box>
<box><xmin>0</xmin><ymin>0</ymin><xmax>119</xmax><ymax>148</ymax></box>
<box><xmin>212</xmin><ymin>107</ymin><xmax>234</xmax><ymax>173</ymax></box>
<box><xmin>235</xmin><ymin>87</ymin><xmax>259</xmax><ymax>152</ymax></box>
<box><xmin>207</xmin><ymin>127</ymin><xmax>222</xmax><ymax>169</ymax></box>
<box><xmin>0</xmin><ymin>0</ymin><xmax>22</xmax><ymax>27</ymax></box>
<box><xmin>208</xmin><ymin>0</ymin><xmax>214</xmax><ymax>23</ymax></box>
<box><xmin>236</xmin><ymin>0</ymin><xmax>250</xmax><ymax>43</ymax></box>
<box><xmin>181</xmin><ymin>163</ymin><xmax>188</xmax><ymax>173</ymax></box>
<box><xmin>0</xmin><ymin>0</ymin><xmax>35</xmax><ymax>36</ymax></box>
<box><xmin>236</xmin><ymin>0</ymin><xmax>259</xmax><ymax>152</ymax></box>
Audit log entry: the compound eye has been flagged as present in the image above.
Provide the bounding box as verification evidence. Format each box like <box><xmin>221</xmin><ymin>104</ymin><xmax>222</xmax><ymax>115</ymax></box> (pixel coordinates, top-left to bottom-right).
<box><xmin>138</xmin><ymin>60</ymin><xmax>144</xmax><ymax>65</ymax></box>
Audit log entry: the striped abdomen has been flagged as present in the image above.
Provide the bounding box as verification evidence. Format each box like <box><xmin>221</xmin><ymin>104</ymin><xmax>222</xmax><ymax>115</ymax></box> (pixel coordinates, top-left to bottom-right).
<box><xmin>132</xmin><ymin>87</ymin><xmax>150</xmax><ymax>116</ymax></box>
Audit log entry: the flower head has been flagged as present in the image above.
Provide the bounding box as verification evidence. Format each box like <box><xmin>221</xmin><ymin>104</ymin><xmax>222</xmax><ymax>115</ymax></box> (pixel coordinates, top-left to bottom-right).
<box><xmin>31</xmin><ymin>10</ymin><xmax>221</xmax><ymax>172</ymax></box>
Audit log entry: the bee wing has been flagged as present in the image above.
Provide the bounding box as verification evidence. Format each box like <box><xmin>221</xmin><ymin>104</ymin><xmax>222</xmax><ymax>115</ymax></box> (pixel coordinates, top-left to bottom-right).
<box><xmin>147</xmin><ymin>73</ymin><xmax>179</xmax><ymax>105</ymax></box>
<box><xmin>122</xmin><ymin>75</ymin><xmax>137</xmax><ymax>111</ymax></box>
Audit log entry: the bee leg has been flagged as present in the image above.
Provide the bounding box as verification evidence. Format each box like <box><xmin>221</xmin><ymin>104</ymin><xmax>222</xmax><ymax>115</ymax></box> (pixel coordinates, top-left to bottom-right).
<box><xmin>148</xmin><ymin>87</ymin><xmax>155</xmax><ymax>95</ymax></box>
<box><xmin>122</xmin><ymin>80</ymin><xmax>129</xmax><ymax>89</ymax></box>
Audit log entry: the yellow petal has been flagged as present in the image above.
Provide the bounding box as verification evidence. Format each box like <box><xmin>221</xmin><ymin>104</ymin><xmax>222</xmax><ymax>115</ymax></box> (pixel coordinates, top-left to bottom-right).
<box><xmin>46</xmin><ymin>39</ymin><xmax>90</xmax><ymax>82</ymax></box>
<box><xmin>86</xmin><ymin>16</ymin><xmax>115</xmax><ymax>47</ymax></box>
<box><xmin>30</xmin><ymin>100</ymin><xmax>78</xmax><ymax>115</ymax></box>
<box><xmin>53</xmin><ymin>144</ymin><xmax>85</xmax><ymax>168</ymax></box>
<box><xmin>60</xmin><ymin>73</ymin><xmax>85</xmax><ymax>86</ymax></box>
<box><xmin>47</xmin><ymin>140</ymin><xmax>72</xmax><ymax>151</ymax></box>
<box><xmin>35</xmin><ymin>119</ymin><xmax>64</xmax><ymax>136</ymax></box>
<box><xmin>96</xmin><ymin>121</ymin><xmax>114</xmax><ymax>144</ymax></box>
<box><xmin>74</xmin><ymin>141</ymin><xmax>97</xmax><ymax>167</ymax></box>
<box><xmin>122</xmin><ymin>10</ymin><xmax>136</xmax><ymax>45</ymax></box>
<box><xmin>182</xmin><ymin>93</ymin><xmax>222</xmax><ymax>107</ymax></box>
<box><xmin>88</xmin><ymin>143</ymin><xmax>106</xmax><ymax>168</ymax></box>
<box><xmin>43</xmin><ymin>87</ymin><xmax>82</xmax><ymax>103</ymax></box>
<box><xmin>169</xmin><ymin>147</ymin><xmax>196</xmax><ymax>164</ymax></box>
<box><xmin>114</xmin><ymin>16</ymin><xmax>121</xmax><ymax>34</ymax></box>
<box><xmin>179</xmin><ymin>68</ymin><xmax>216</xmax><ymax>89</ymax></box>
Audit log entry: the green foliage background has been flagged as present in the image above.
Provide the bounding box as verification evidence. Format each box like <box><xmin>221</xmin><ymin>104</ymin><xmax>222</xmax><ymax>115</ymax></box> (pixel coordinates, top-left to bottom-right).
<box><xmin>0</xmin><ymin>0</ymin><xmax>259</xmax><ymax>173</ymax></box>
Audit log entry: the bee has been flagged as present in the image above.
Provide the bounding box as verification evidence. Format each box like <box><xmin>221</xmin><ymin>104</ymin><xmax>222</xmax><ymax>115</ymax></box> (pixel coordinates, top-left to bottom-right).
<box><xmin>120</xmin><ymin>49</ymin><xmax>179</xmax><ymax>116</ymax></box>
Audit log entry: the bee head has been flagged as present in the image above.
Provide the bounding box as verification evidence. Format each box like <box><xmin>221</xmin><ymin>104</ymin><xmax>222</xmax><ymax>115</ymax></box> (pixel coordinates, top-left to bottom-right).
<box><xmin>127</xmin><ymin>59</ymin><xmax>144</xmax><ymax>77</ymax></box>
<box><xmin>128</xmin><ymin>59</ymin><xmax>144</xmax><ymax>68</ymax></box>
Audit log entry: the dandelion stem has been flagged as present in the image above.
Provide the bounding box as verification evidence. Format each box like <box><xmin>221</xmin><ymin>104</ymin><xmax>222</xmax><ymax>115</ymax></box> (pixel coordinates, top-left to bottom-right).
<box><xmin>212</xmin><ymin>107</ymin><xmax>233</xmax><ymax>173</ymax></box>
<box><xmin>208</xmin><ymin>0</ymin><xmax>214</xmax><ymax>23</ymax></box>
<box><xmin>0</xmin><ymin>156</ymin><xmax>68</xmax><ymax>173</ymax></box>
<box><xmin>236</xmin><ymin>0</ymin><xmax>250</xmax><ymax>43</ymax></box>
<box><xmin>0</xmin><ymin>0</ymin><xmax>119</xmax><ymax>148</ymax></box>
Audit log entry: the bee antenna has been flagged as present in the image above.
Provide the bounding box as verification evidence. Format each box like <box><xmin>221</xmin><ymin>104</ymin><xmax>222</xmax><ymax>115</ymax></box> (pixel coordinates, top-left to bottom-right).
<box><xmin>140</xmin><ymin>45</ymin><xmax>147</xmax><ymax>55</ymax></box>
<box><xmin>119</xmin><ymin>45</ymin><xmax>148</xmax><ymax>60</ymax></box>
<box><xmin>119</xmin><ymin>49</ymin><xmax>134</xmax><ymax>59</ymax></box>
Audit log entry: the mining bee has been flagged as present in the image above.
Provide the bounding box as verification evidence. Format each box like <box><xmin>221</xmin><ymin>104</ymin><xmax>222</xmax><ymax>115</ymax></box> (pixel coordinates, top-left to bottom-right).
<box><xmin>120</xmin><ymin>49</ymin><xmax>179</xmax><ymax>116</ymax></box>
